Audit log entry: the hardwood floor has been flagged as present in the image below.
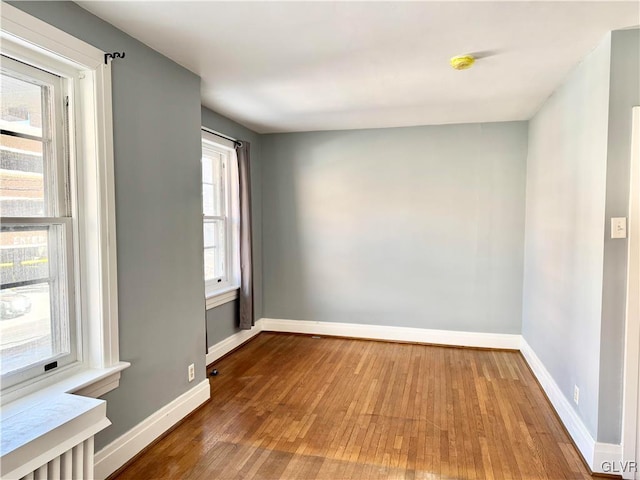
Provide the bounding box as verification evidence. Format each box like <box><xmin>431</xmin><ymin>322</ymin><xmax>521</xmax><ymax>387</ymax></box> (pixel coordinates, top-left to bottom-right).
<box><xmin>112</xmin><ymin>333</ymin><xmax>594</xmax><ymax>480</ymax></box>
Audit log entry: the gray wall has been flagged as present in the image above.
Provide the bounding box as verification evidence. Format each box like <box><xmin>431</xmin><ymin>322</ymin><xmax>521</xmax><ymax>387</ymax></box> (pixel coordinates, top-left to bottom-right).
<box><xmin>201</xmin><ymin>107</ymin><xmax>262</xmax><ymax>350</ymax></box>
<box><xmin>261</xmin><ymin>122</ymin><xmax>528</xmax><ymax>333</ymax></box>
<box><xmin>10</xmin><ymin>2</ymin><xmax>207</xmax><ymax>449</ymax></box>
<box><xmin>599</xmin><ymin>28</ymin><xmax>640</xmax><ymax>444</ymax></box>
<box><xmin>522</xmin><ymin>34</ymin><xmax>612</xmax><ymax>440</ymax></box>
<box><xmin>206</xmin><ymin>300</ymin><xmax>240</xmax><ymax>347</ymax></box>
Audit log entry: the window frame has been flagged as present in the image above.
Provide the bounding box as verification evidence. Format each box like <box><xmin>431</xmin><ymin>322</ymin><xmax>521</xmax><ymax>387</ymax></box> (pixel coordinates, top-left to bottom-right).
<box><xmin>0</xmin><ymin>218</ymin><xmax>77</xmax><ymax>387</ymax></box>
<box><xmin>0</xmin><ymin>3</ymin><xmax>128</xmax><ymax>404</ymax></box>
<box><xmin>0</xmin><ymin>55</ymin><xmax>79</xmax><ymax>388</ymax></box>
<box><xmin>201</xmin><ymin>130</ymin><xmax>240</xmax><ymax>301</ymax></box>
<box><xmin>0</xmin><ymin>54</ymin><xmax>67</xmax><ymax>217</ymax></box>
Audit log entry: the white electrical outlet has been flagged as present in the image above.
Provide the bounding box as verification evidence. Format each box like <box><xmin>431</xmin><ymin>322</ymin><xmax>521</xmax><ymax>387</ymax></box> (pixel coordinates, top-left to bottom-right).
<box><xmin>611</xmin><ymin>217</ymin><xmax>627</xmax><ymax>239</ymax></box>
<box><xmin>573</xmin><ymin>385</ymin><xmax>579</xmax><ymax>405</ymax></box>
<box><xmin>188</xmin><ymin>363</ymin><xmax>195</xmax><ymax>382</ymax></box>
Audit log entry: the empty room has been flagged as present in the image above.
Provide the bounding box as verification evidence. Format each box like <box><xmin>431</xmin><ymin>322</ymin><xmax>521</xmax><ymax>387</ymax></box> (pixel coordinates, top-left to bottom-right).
<box><xmin>1</xmin><ymin>1</ymin><xmax>639</xmax><ymax>479</ymax></box>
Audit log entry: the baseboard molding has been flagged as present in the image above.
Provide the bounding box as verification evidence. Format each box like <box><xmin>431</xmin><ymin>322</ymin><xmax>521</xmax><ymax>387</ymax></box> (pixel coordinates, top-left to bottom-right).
<box><xmin>260</xmin><ymin>317</ymin><xmax>521</xmax><ymax>350</ymax></box>
<box><xmin>93</xmin><ymin>379</ymin><xmax>210</xmax><ymax>480</ymax></box>
<box><xmin>593</xmin><ymin>442</ymin><xmax>626</xmax><ymax>478</ymax></box>
<box><xmin>206</xmin><ymin>319</ymin><xmax>264</xmax><ymax>366</ymax></box>
<box><xmin>520</xmin><ymin>339</ymin><xmax>621</xmax><ymax>474</ymax></box>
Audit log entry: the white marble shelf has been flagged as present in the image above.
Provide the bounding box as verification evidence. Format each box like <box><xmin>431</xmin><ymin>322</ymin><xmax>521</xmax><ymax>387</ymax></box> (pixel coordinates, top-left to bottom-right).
<box><xmin>1</xmin><ymin>393</ymin><xmax>111</xmax><ymax>479</ymax></box>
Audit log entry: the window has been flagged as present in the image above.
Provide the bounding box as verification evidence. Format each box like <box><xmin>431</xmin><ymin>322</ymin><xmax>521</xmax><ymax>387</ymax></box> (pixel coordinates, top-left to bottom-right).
<box><xmin>0</xmin><ymin>56</ymin><xmax>76</xmax><ymax>388</ymax></box>
<box><xmin>0</xmin><ymin>3</ymin><xmax>126</xmax><ymax>402</ymax></box>
<box><xmin>201</xmin><ymin>131</ymin><xmax>239</xmax><ymax>298</ymax></box>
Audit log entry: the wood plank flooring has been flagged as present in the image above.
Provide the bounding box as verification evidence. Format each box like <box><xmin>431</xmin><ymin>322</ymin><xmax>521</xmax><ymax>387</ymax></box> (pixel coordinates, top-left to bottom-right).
<box><xmin>112</xmin><ymin>333</ymin><xmax>594</xmax><ymax>480</ymax></box>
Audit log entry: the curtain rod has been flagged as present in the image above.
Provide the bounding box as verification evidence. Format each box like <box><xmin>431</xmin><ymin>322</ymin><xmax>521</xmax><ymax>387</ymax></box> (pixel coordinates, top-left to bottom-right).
<box><xmin>201</xmin><ymin>126</ymin><xmax>243</xmax><ymax>147</ymax></box>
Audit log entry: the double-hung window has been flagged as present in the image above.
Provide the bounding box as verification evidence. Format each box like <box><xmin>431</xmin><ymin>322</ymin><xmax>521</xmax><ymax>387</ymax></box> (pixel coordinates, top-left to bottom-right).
<box><xmin>0</xmin><ymin>3</ymin><xmax>125</xmax><ymax>402</ymax></box>
<box><xmin>0</xmin><ymin>56</ymin><xmax>75</xmax><ymax>388</ymax></box>
<box><xmin>201</xmin><ymin>130</ymin><xmax>239</xmax><ymax>299</ymax></box>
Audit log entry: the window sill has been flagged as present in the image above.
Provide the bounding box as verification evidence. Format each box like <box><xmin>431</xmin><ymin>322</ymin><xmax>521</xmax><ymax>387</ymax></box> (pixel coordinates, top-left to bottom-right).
<box><xmin>205</xmin><ymin>287</ymin><xmax>239</xmax><ymax>310</ymax></box>
<box><xmin>1</xmin><ymin>361</ymin><xmax>130</xmax><ymax>407</ymax></box>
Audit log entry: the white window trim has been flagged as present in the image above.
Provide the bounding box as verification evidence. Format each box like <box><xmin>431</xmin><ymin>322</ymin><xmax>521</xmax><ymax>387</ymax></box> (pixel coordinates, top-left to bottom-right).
<box><xmin>202</xmin><ymin>130</ymin><xmax>240</xmax><ymax>302</ymax></box>
<box><xmin>205</xmin><ymin>287</ymin><xmax>239</xmax><ymax>310</ymax></box>
<box><xmin>0</xmin><ymin>3</ymin><xmax>128</xmax><ymax>405</ymax></box>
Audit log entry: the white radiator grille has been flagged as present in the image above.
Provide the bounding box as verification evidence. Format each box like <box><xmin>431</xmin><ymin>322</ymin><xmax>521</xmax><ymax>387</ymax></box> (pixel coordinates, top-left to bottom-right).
<box><xmin>1</xmin><ymin>394</ymin><xmax>109</xmax><ymax>480</ymax></box>
<box><xmin>19</xmin><ymin>438</ymin><xmax>94</xmax><ymax>480</ymax></box>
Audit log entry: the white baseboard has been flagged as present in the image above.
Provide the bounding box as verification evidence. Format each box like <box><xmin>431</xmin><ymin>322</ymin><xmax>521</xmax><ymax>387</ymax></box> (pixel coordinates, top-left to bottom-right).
<box><xmin>520</xmin><ymin>339</ymin><xmax>620</xmax><ymax>474</ymax></box>
<box><xmin>93</xmin><ymin>379</ymin><xmax>210</xmax><ymax>480</ymax></box>
<box><xmin>206</xmin><ymin>318</ymin><xmax>264</xmax><ymax>366</ymax></box>
<box><xmin>593</xmin><ymin>442</ymin><xmax>626</xmax><ymax>477</ymax></box>
<box><xmin>260</xmin><ymin>317</ymin><xmax>521</xmax><ymax>350</ymax></box>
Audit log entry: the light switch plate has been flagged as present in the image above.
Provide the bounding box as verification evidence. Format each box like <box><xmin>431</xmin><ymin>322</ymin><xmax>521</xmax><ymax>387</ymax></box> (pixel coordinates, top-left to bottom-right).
<box><xmin>611</xmin><ymin>217</ymin><xmax>627</xmax><ymax>239</ymax></box>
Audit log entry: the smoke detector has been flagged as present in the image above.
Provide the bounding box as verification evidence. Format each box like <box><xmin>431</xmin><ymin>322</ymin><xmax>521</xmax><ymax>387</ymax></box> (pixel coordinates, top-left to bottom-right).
<box><xmin>450</xmin><ymin>55</ymin><xmax>475</xmax><ymax>70</ymax></box>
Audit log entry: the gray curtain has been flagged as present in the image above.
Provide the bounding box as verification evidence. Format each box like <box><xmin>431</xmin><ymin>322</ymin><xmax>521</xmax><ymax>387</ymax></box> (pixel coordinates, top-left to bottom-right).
<box><xmin>236</xmin><ymin>141</ymin><xmax>254</xmax><ymax>329</ymax></box>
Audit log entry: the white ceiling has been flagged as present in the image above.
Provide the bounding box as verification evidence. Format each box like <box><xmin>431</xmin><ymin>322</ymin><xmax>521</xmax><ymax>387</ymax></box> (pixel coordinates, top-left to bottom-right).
<box><xmin>78</xmin><ymin>1</ymin><xmax>639</xmax><ymax>134</ymax></box>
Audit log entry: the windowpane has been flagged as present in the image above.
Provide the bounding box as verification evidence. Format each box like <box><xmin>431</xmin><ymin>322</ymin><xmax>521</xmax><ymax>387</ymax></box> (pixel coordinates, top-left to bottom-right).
<box><xmin>1</xmin><ymin>135</ymin><xmax>45</xmax><ymax>216</ymax></box>
<box><xmin>202</xmin><ymin>184</ymin><xmax>215</xmax><ymax>217</ymax></box>
<box><xmin>1</xmin><ymin>65</ymin><xmax>54</xmax><ymax>218</ymax></box>
<box><xmin>0</xmin><ymin>227</ymin><xmax>50</xmax><ymax>285</ymax></box>
<box><xmin>203</xmin><ymin>221</ymin><xmax>222</xmax><ymax>249</ymax></box>
<box><xmin>0</xmin><ymin>72</ymin><xmax>43</xmax><ymax>138</ymax></box>
<box><xmin>204</xmin><ymin>220</ymin><xmax>226</xmax><ymax>281</ymax></box>
<box><xmin>202</xmin><ymin>151</ymin><xmax>225</xmax><ymax>217</ymax></box>
<box><xmin>0</xmin><ymin>224</ymin><xmax>69</xmax><ymax>377</ymax></box>
<box><xmin>0</xmin><ymin>284</ymin><xmax>56</xmax><ymax>376</ymax></box>
<box><xmin>202</xmin><ymin>152</ymin><xmax>214</xmax><ymax>184</ymax></box>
